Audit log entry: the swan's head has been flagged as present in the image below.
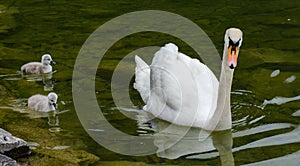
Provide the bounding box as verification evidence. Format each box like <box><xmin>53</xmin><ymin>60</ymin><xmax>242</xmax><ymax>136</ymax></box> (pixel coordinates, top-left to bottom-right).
<box><xmin>224</xmin><ymin>28</ymin><xmax>243</xmax><ymax>69</ymax></box>
<box><xmin>48</xmin><ymin>92</ymin><xmax>58</xmax><ymax>110</ymax></box>
<box><xmin>41</xmin><ymin>54</ymin><xmax>56</xmax><ymax>66</ymax></box>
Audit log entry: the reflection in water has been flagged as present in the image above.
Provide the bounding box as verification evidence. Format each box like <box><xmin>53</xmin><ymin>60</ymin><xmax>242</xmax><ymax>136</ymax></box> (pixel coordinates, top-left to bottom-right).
<box><xmin>43</xmin><ymin>76</ymin><xmax>55</xmax><ymax>91</ymax></box>
<box><xmin>283</xmin><ymin>75</ymin><xmax>296</xmax><ymax>84</ymax></box>
<box><xmin>136</xmin><ymin>111</ymin><xmax>234</xmax><ymax>165</ymax></box>
<box><xmin>234</xmin><ymin>125</ymin><xmax>299</xmax><ymax>152</ymax></box>
<box><xmin>182</xmin><ymin>88</ymin><xmax>300</xmax><ymax>165</ymax></box>
<box><xmin>212</xmin><ymin>130</ymin><xmax>234</xmax><ymax>166</ymax></box>
<box><xmin>122</xmin><ymin>84</ymin><xmax>300</xmax><ymax>165</ymax></box>
<box><xmin>0</xmin><ymin>98</ymin><xmax>69</xmax><ymax>132</ymax></box>
<box><xmin>270</xmin><ymin>69</ymin><xmax>280</xmax><ymax>78</ymax></box>
<box><xmin>233</xmin><ymin>123</ymin><xmax>294</xmax><ymax>138</ymax></box>
<box><xmin>245</xmin><ymin>150</ymin><xmax>300</xmax><ymax>166</ymax></box>
<box><xmin>188</xmin><ymin>123</ymin><xmax>299</xmax><ymax>162</ymax></box>
<box><xmin>21</xmin><ymin>71</ymin><xmax>56</xmax><ymax>91</ymax></box>
<box><xmin>0</xmin><ymin>71</ymin><xmax>56</xmax><ymax>91</ymax></box>
<box><xmin>0</xmin><ymin>71</ymin><xmax>61</xmax><ymax>131</ymax></box>
<box><xmin>261</xmin><ymin>95</ymin><xmax>300</xmax><ymax>109</ymax></box>
<box><xmin>0</xmin><ymin>73</ymin><xmax>22</xmax><ymax>80</ymax></box>
<box><xmin>47</xmin><ymin>110</ymin><xmax>60</xmax><ymax>132</ymax></box>
<box><xmin>292</xmin><ymin>110</ymin><xmax>300</xmax><ymax>117</ymax></box>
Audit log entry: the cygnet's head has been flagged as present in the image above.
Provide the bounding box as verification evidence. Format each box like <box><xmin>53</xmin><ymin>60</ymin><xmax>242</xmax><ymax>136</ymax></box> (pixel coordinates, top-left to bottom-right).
<box><xmin>48</xmin><ymin>92</ymin><xmax>58</xmax><ymax>110</ymax></box>
<box><xmin>41</xmin><ymin>54</ymin><xmax>56</xmax><ymax>66</ymax></box>
<box><xmin>224</xmin><ymin>28</ymin><xmax>243</xmax><ymax>70</ymax></box>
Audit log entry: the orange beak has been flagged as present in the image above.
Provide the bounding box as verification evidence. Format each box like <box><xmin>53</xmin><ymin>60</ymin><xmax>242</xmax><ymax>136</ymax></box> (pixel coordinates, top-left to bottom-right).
<box><xmin>227</xmin><ymin>45</ymin><xmax>239</xmax><ymax>69</ymax></box>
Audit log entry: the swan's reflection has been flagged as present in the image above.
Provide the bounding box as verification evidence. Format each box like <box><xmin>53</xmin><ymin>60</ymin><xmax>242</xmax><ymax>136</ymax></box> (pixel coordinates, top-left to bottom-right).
<box><xmin>23</xmin><ymin>109</ymin><xmax>61</xmax><ymax>133</ymax></box>
<box><xmin>0</xmin><ymin>71</ymin><xmax>56</xmax><ymax>91</ymax></box>
<box><xmin>137</xmin><ymin>112</ymin><xmax>234</xmax><ymax>165</ymax></box>
<box><xmin>22</xmin><ymin>108</ymin><xmax>70</xmax><ymax>132</ymax></box>
<box><xmin>43</xmin><ymin>73</ymin><xmax>55</xmax><ymax>91</ymax></box>
<box><xmin>21</xmin><ymin>71</ymin><xmax>56</xmax><ymax>91</ymax></box>
<box><xmin>48</xmin><ymin>111</ymin><xmax>60</xmax><ymax>132</ymax></box>
<box><xmin>46</xmin><ymin>109</ymin><xmax>69</xmax><ymax>132</ymax></box>
<box><xmin>0</xmin><ymin>98</ymin><xmax>70</xmax><ymax>132</ymax></box>
<box><xmin>212</xmin><ymin>130</ymin><xmax>234</xmax><ymax>166</ymax></box>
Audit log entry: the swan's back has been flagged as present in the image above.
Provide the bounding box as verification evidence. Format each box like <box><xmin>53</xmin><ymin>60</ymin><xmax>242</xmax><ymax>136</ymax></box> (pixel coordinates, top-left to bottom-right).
<box><xmin>21</xmin><ymin>54</ymin><xmax>54</xmax><ymax>74</ymax></box>
<box><xmin>21</xmin><ymin>62</ymin><xmax>44</xmax><ymax>74</ymax></box>
<box><xmin>28</xmin><ymin>94</ymin><xmax>50</xmax><ymax>112</ymax></box>
<box><xmin>135</xmin><ymin>43</ymin><xmax>219</xmax><ymax>128</ymax></box>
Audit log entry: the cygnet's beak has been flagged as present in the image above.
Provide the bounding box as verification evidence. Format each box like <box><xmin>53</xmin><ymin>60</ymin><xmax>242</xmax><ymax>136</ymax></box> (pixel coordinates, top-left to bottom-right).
<box><xmin>50</xmin><ymin>61</ymin><xmax>56</xmax><ymax>65</ymax></box>
<box><xmin>52</xmin><ymin>103</ymin><xmax>58</xmax><ymax>110</ymax></box>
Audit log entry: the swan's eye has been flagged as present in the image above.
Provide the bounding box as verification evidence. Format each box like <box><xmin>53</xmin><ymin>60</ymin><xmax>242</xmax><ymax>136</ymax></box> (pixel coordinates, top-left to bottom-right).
<box><xmin>50</xmin><ymin>99</ymin><xmax>54</xmax><ymax>102</ymax></box>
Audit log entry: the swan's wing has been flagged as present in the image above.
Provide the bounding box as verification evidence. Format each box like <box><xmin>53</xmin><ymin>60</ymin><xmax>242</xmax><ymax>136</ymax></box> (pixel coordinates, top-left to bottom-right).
<box><xmin>134</xmin><ymin>56</ymin><xmax>150</xmax><ymax>103</ymax></box>
<box><xmin>149</xmin><ymin>43</ymin><xmax>218</xmax><ymax>127</ymax></box>
<box><xmin>187</xmin><ymin>55</ymin><xmax>219</xmax><ymax>125</ymax></box>
<box><xmin>28</xmin><ymin>95</ymin><xmax>48</xmax><ymax>111</ymax></box>
<box><xmin>21</xmin><ymin>62</ymin><xmax>43</xmax><ymax>74</ymax></box>
<box><xmin>150</xmin><ymin>43</ymin><xmax>183</xmax><ymax>112</ymax></box>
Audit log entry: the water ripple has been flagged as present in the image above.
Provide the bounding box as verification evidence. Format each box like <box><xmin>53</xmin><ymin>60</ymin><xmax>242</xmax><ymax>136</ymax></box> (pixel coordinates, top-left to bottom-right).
<box><xmin>262</xmin><ymin>95</ymin><xmax>300</xmax><ymax>109</ymax></box>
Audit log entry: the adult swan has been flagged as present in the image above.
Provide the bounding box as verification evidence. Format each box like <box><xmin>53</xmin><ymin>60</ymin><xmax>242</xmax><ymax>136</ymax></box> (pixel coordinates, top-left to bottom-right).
<box><xmin>134</xmin><ymin>28</ymin><xmax>243</xmax><ymax>131</ymax></box>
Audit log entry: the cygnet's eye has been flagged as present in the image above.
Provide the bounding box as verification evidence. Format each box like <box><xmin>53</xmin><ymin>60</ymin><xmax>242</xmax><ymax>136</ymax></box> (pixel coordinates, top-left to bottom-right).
<box><xmin>50</xmin><ymin>99</ymin><xmax>54</xmax><ymax>102</ymax></box>
<box><xmin>3</xmin><ymin>136</ymin><xmax>9</xmax><ymax>141</ymax></box>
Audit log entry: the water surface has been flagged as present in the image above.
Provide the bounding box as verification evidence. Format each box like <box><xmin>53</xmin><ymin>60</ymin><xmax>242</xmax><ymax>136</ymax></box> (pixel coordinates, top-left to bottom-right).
<box><xmin>0</xmin><ymin>0</ymin><xmax>299</xmax><ymax>165</ymax></box>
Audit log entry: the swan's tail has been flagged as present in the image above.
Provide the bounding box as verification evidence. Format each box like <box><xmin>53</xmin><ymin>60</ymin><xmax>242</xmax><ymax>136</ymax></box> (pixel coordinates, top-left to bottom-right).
<box><xmin>134</xmin><ymin>55</ymin><xmax>150</xmax><ymax>104</ymax></box>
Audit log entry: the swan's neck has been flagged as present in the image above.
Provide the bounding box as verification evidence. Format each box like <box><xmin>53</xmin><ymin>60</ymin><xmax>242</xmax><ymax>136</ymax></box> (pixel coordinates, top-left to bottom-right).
<box><xmin>214</xmin><ymin>46</ymin><xmax>234</xmax><ymax>130</ymax></box>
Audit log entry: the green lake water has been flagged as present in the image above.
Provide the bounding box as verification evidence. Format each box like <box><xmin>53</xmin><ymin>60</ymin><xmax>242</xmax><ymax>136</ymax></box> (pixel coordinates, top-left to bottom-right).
<box><xmin>0</xmin><ymin>0</ymin><xmax>299</xmax><ymax>165</ymax></box>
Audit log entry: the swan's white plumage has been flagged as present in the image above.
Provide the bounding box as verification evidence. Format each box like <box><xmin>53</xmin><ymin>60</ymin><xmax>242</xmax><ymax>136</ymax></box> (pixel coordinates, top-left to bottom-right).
<box><xmin>21</xmin><ymin>54</ymin><xmax>55</xmax><ymax>74</ymax></box>
<box><xmin>135</xmin><ymin>43</ymin><xmax>219</xmax><ymax>128</ymax></box>
<box><xmin>135</xmin><ymin>28</ymin><xmax>243</xmax><ymax>131</ymax></box>
<box><xmin>28</xmin><ymin>92</ymin><xmax>58</xmax><ymax>112</ymax></box>
<box><xmin>134</xmin><ymin>56</ymin><xmax>150</xmax><ymax>103</ymax></box>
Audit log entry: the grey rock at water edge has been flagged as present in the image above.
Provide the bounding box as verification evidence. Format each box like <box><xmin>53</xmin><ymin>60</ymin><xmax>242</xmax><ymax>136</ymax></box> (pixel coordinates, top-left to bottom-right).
<box><xmin>0</xmin><ymin>128</ymin><xmax>30</xmax><ymax>165</ymax></box>
<box><xmin>0</xmin><ymin>154</ymin><xmax>19</xmax><ymax>166</ymax></box>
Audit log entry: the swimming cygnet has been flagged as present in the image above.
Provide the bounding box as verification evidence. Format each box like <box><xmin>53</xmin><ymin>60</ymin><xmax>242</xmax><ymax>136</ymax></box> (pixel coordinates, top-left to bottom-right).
<box><xmin>21</xmin><ymin>54</ymin><xmax>55</xmax><ymax>74</ymax></box>
<box><xmin>28</xmin><ymin>92</ymin><xmax>58</xmax><ymax>112</ymax></box>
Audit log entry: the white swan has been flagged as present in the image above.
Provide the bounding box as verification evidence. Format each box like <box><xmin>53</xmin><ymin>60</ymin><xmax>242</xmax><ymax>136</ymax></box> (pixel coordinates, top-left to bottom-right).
<box><xmin>21</xmin><ymin>54</ymin><xmax>55</xmax><ymax>74</ymax></box>
<box><xmin>28</xmin><ymin>92</ymin><xmax>58</xmax><ymax>112</ymax></box>
<box><xmin>134</xmin><ymin>28</ymin><xmax>243</xmax><ymax>131</ymax></box>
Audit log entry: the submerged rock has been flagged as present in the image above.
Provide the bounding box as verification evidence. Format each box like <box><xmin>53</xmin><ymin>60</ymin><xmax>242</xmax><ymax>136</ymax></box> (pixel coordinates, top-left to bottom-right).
<box><xmin>33</xmin><ymin>148</ymin><xmax>99</xmax><ymax>166</ymax></box>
